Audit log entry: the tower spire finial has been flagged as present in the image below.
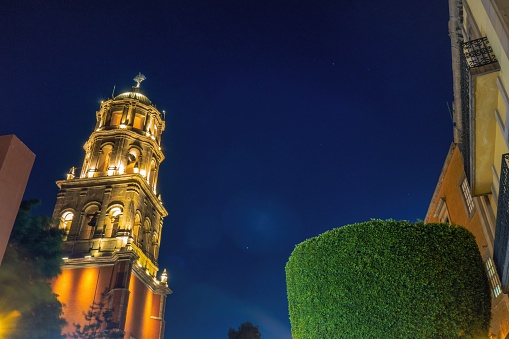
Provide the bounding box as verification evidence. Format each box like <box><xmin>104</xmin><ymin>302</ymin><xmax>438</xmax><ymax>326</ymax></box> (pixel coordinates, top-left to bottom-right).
<box><xmin>133</xmin><ymin>72</ymin><xmax>146</xmax><ymax>88</ymax></box>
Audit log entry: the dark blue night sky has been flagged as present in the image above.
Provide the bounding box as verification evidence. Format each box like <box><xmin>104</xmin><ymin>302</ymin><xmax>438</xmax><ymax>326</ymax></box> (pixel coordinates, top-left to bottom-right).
<box><xmin>2</xmin><ymin>1</ymin><xmax>452</xmax><ymax>338</ymax></box>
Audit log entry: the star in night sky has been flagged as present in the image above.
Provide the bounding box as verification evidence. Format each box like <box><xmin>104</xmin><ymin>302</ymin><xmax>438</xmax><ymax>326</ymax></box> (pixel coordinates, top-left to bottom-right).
<box><xmin>1</xmin><ymin>1</ymin><xmax>452</xmax><ymax>338</ymax></box>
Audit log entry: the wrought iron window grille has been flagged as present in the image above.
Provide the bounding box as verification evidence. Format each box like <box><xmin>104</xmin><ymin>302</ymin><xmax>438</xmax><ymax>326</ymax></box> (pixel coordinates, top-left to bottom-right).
<box><xmin>494</xmin><ymin>153</ymin><xmax>509</xmax><ymax>289</ymax></box>
<box><xmin>462</xmin><ymin>37</ymin><xmax>498</xmax><ymax>68</ymax></box>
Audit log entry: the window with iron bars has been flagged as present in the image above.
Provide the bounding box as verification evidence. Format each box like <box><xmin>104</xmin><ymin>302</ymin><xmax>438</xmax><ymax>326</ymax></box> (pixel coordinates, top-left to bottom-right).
<box><xmin>486</xmin><ymin>257</ymin><xmax>502</xmax><ymax>298</ymax></box>
<box><xmin>461</xmin><ymin>177</ymin><xmax>475</xmax><ymax>215</ymax></box>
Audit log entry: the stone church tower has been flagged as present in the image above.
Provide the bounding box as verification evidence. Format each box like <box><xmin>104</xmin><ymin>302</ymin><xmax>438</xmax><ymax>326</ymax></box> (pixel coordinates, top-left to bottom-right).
<box><xmin>51</xmin><ymin>74</ymin><xmax>171</xmax><ymax>338</ymax></box>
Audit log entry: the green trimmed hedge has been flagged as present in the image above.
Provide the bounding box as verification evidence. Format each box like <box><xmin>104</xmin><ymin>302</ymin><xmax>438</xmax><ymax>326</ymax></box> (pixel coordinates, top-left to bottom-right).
<box><xmin>285</xmin><ymin>220</ymin><xmax>491</xmax><ymax>338</ymax></box>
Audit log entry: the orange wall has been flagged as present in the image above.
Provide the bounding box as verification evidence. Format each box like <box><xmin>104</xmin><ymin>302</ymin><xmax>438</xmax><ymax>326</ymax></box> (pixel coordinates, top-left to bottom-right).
<box><xmin>54</xmin><ymin>265</ymin><xmax>165</xmax><ymax>339</ymax></box>
<box><xmin>124</xmin><ymin>273</ymin><xmax>165</xmax><ymax>339</ymax></box>
<box><xmin>427</xmin><ymin>145</ymin><xmax>488</xmax><ymax>250</ymax></box>
<box><xmin>52</xmin><ymin>265</ymin><xmax>115</xmax><ymax>337</ymax></box>
<box><xmin>427</xmin><ymin>145</ymin><xmax>509</xmax><ymax>338</ymax></box>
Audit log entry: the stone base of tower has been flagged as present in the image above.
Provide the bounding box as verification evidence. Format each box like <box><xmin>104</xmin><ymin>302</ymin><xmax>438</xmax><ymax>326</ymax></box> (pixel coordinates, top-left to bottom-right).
<box><xmin>52</xmin><ymin>252</ymin><xmax>171</xmax><ymax>339</ymax></box>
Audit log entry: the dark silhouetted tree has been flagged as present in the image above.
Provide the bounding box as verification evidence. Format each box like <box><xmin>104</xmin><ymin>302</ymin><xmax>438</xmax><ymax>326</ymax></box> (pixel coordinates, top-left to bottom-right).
<box><xmin>0</xmin><ymin>200</ymin><xmax>66</xmax><ymax>339</ymax></box>
<box><xmin>228</xmin><ymin>322</ymin><xmax>261</xmax><ymax>339</ymax></box>
<box><xmin>70</xmin><ymin>288</ymin><xmax>124</xmax><ymax>339</ymax></box>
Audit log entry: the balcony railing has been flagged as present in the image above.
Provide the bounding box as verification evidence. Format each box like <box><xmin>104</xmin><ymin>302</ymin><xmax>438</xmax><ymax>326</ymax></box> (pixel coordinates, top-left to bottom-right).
<box><xmin>462</xmin><ymin>37</ymin><xmax>498</xmax><ymax>69</ymax></box>
<box><xmin>459</xmin><ymin>45</ymin><xmax>472</xmax><ymax>184</ymax></box>
<box><xmin>494</xmin><ymin>153</ymin><xmax>509</xmax><ymax>290</ymax></box>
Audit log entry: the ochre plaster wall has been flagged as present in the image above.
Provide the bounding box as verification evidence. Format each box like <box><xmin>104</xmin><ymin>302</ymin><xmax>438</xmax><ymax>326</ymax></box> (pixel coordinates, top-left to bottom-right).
<box><xmin>427</xmin><ymin>145</ymin><xmax>488</xmax><ymax>250</ymax></box>
<box><xmin>427</xmin><ymin>144</ymin><xmax>509</xmax><ymax>338</ymax></box>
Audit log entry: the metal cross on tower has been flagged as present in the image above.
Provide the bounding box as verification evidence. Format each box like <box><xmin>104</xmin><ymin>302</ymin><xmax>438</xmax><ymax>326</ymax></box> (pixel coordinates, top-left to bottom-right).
<box><xmin>133</xmin><ymin>72</ymin><xmax>146</xmax><ymax>88</ymax></box>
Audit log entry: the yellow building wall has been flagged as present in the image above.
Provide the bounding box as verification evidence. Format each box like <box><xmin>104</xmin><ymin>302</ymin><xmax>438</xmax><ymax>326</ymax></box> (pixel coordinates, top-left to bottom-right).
<box><xmin>474</xmin><ymin>72</ymin><xmax>499</xmax><ymax>195</ymax></box>
<box><xmin>465</xmin><ymin>0</ymin><xmax>509</xmax><ymax>77</ymax></box>
<box><xmin>465</xmin><ymin>0</ymin><xmax>509</xmax><ymax>210</ymax></box>
<box><xmin>449</xmin><ymin>1</ymin><xmax>509</xmax><ymax>336</ymax></box>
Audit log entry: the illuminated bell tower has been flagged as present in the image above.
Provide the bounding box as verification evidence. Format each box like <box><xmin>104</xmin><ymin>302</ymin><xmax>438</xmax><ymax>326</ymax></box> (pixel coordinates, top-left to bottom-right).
<box><xmin>52</xmin><ymin>74</ymin><xmax>171</xmax><ymax>339</ymax></box>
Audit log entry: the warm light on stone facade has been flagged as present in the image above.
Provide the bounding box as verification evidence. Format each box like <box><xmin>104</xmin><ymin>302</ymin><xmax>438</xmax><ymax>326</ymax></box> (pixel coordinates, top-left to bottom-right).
<box><xmin>51</xmin><ymin>74</ymin><xmax>172</xmax><ymax>338</ymax></box>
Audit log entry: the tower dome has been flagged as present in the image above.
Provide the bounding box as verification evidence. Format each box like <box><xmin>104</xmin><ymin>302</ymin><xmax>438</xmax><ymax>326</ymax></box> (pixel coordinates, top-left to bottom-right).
<box><xmin>113</xmin><ymin>72</ymin><xmax>153</xmax><ymax>105</ymax></box>
<box><xmin>113</xmin><ymin>91</ymin><xmax>152</xmax><ymax>105</ymax></box>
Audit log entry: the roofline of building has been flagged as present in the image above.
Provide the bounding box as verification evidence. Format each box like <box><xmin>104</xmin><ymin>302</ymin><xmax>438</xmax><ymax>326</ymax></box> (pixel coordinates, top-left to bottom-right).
<box><xmin>424</xmin><ymin>142</ymin><xmax>456</xmax><ymax>222</ymax></box>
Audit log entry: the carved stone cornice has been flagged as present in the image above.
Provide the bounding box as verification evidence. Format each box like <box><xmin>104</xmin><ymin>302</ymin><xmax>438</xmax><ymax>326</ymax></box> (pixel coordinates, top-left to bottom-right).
<box><xmin>56</xmin><ymin>174</ymin><xmax>167</xmax><ymax>217</ymax></box>
<box><xmin>61</xmin><ymin>250</ymin><xmax>138</xmax><ymax>269</ymax></box>
<box><xmin>132</xmin><ymin>263</ymin><xmax>172</xmax><ymax>295</ymax></box>
<box><xmin>88</xmin><ymin>128</ymin><xmax>165</xmax><ymax>163</ymax></box>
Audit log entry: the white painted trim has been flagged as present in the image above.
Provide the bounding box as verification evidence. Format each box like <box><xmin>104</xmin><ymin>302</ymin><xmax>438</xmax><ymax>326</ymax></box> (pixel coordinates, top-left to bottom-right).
<box><xmin>497</xmin><ymin>77</ymin><xmax>509</xmax><ymax>144</ymax></box>
<box><xmin>482</xmin><ymin>0</ymin><xmax>509</xmax><ymax>59</ymax></box>
<box><xmin>495</xmin><ymin>108</ymin><xmax>505</xmax><ymax>134</ymax></box>
<box><xmin>491</xmin><ymin>182</ymin><xmax>499</xmax><ymax>204</ymax></box>
<box><xmin>492</xmin><ymin>164</ymin><xmax>501</xmax><ymax>200</ymax></box>
<box><xmin>475</xmin><ymin>196</ymin><xmax>495</xmax><ymax>255</ymax></box>
<box><xmin>498</xmin><ymin>77</ymin><xmax>509</xmax><ymax>109</ymax></box>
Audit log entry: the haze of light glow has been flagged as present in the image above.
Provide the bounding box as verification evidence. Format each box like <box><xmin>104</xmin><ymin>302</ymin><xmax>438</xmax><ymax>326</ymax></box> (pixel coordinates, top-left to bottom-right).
<box><xmin>0</xmin><ymin>310</ymin><xmax>21</xmax><ymax>337</ymax></box>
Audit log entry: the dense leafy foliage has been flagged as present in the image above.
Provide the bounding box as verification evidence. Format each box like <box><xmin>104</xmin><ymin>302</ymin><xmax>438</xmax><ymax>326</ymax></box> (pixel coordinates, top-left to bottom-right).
<box><xmin>0</xmin><ymin>200</ymin><xmax>66</xmax><ymax>339</ymax></box>
<box><xmin>286</xmin><ymin>220</ymin><xmax>491</xmax><ymax>339</ymax></box>
<box><xmin>228</xmin><ymin>322</ymin><xmax>261</xmax><ymax>339</ymax></box>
